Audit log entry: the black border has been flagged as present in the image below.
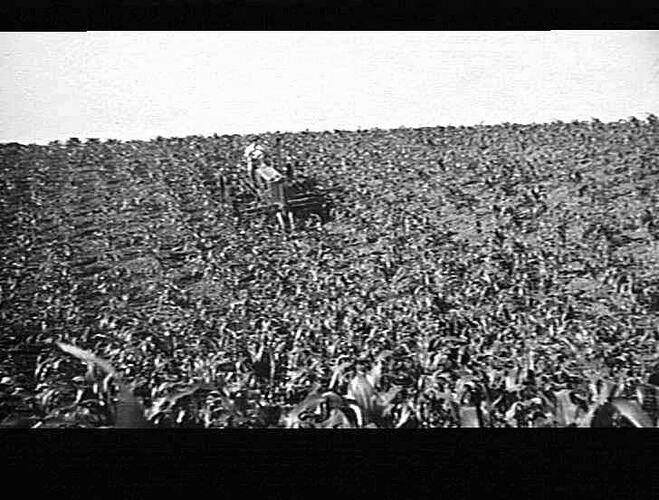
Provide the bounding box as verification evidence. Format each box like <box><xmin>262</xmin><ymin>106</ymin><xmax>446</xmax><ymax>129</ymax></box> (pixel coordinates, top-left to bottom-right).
<box><xmin>3</xmin><ymin>430</ymin><xmax>658</xmax><ymax>497</ymax></box>
<box><xmin>2</xmin><ymin>3</ymin><xmax>659</xmax><ymax>497</ymax></box>
<box><xmin>1</xmin><ymin>1</ymin><xmax>658</xmax><ymax>30</ymax></box>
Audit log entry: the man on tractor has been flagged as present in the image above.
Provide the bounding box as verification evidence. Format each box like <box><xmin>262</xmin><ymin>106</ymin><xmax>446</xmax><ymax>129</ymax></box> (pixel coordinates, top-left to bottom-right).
<box><xmin>242</xmin><ymin>140</ymin><xmax>293</xmax><ymax>231</ymax></box>
<box><xmin>244</xmin><ymin>141</ymin><xmax>267</xmax><ymax>184</ymax></box>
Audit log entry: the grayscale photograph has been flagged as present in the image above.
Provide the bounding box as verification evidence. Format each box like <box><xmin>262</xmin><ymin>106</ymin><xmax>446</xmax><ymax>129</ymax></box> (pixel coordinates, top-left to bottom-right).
<box><xmin>1</xmin><ymin>31</ymin><xmax>658</xmax><ymax>428</ymax></box>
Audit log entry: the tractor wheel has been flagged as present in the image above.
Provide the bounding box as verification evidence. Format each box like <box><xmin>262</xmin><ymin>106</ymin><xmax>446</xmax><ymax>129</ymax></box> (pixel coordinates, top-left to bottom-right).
<box><xmin>287</xmin><ymin>210</ymin><xmax>295</xmax><ymax>231</ymax></box>
<box><xmin>276</xmin><ymin>211</ymin><xmax>287</xmax><ymax>232</ymax></box>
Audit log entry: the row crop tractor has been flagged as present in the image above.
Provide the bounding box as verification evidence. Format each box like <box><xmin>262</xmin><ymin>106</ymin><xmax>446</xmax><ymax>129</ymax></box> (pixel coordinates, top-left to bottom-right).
<box><xmin>217</xmin><ymin>138</ymin><xmax>334</xmax><ymax>231</ymax></box>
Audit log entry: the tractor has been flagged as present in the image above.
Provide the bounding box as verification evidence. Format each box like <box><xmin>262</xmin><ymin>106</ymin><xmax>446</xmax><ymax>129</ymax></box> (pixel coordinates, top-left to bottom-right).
<box><xmin>218</xmin><ymin>138</ymin><xmax>333</xmax><ymax>231</ymax></box>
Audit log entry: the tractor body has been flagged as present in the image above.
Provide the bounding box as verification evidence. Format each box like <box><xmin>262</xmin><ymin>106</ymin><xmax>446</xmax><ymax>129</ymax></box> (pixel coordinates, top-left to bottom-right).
<box><xmin>219</xmin><ymin>145</ymin><xmax>333</xmax><ymax>229</ymax></box>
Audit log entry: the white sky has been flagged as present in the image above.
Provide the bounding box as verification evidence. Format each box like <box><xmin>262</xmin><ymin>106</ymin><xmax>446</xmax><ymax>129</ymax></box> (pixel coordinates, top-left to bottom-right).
<box><xmin>1</xmin><ymin>31</ymin><xmax>658</xmax><ymax>144</ymax></box>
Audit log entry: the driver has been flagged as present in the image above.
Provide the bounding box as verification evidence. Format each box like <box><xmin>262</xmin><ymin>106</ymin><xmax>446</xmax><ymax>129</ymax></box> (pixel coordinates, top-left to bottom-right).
<box><xmin>244</xmin><ymin>142</ymin><xmax>267</xmax><ymax>184</ymax></box>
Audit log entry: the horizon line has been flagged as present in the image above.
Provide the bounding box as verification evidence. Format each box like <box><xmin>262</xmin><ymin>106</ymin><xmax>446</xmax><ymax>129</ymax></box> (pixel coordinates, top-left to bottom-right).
<box><xmin>2</xmin><ymin>112</ymin><xmax>656</xmax><ymax>147</ymax></box>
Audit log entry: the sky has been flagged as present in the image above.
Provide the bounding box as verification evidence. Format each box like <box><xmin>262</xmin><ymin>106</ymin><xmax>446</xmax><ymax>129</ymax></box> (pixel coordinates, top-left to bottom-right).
<box><xmin>1</xmin><ymin>31</ymin><xmax>658</xmax><ymax>144</ymax></box>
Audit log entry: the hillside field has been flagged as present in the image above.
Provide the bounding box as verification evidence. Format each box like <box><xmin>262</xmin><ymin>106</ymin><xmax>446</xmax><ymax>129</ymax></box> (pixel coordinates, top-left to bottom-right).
<box><xmin>1</xmin><ymin>117</ymin><xmax>658</xmax><ymax>427</ymax></box>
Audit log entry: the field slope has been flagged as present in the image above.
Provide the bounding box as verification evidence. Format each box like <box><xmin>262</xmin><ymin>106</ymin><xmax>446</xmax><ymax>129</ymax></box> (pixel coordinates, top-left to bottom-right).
<box><xmin>1</xmin><ymin>118</ymin><xmax>658</xmax><ymax>427</ymax></box>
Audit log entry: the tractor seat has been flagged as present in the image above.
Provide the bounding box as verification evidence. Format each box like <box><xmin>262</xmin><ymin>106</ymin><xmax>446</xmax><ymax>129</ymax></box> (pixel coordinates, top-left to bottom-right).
<box><xmin>256</xmin><ymin>165</ymin><xmax>284</xmax><ymax>183</ymax></box>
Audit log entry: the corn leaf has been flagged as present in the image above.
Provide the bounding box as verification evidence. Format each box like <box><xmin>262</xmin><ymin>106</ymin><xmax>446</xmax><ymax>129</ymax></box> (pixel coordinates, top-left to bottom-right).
<box><xmin>320</xmin><ymin>409</ymin><xmax>353</xmax><ymax>429</ymax></box>
<box><xmin>57</xmin><ymin>342</ymin><xmax>150</xmax><ymax>428</ymax></box>
<box><xmin>611</xmin><ymin>399</ymin><xmax>654</xmax><ymax>428</ymax></box>
<box><xmin>376</xmin><ymin>385</ymin><xmax>401</xmax><ymax>412</ymax></box>
<box><xmin>459</xmin><ymin>406</ymin><xmax>480</xmax><ymax>428</ymax></box>
<box><xmin>347</xmin><ymin>373</ymin><xmax>376</xmax><ymax>423</ymax></box>
<box><xmin>329</xmin><ymin>362</ymin><xmax>351</xmax><ymax>391</ymax></box>
<box><xmin>367</xmin><ymin>350</ymin><xmax>393</xmax><ymax>388</ymax></box>
<box><xmin>145</xmin><ymin>384</ymin><xmax>203</xmax><ymax>421</ymax></box>
<box><xmin>283</xmin><ymin>383</ymin><xmax>324</xmax><ymax>427</ymax></box>
<box><xmin>553</xmin><ymin>390</ymin><xmax>581</xmax><ymax>427</ymax></box>
<box><xmin>115</xmin><ymin>384</ymin><xmax>149</xmax><ymax>428</ymax></box>
<box><xmin>56</xmin><ymin>342</ymin><xmax>117</xmax><ymax>377</ymax></box>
